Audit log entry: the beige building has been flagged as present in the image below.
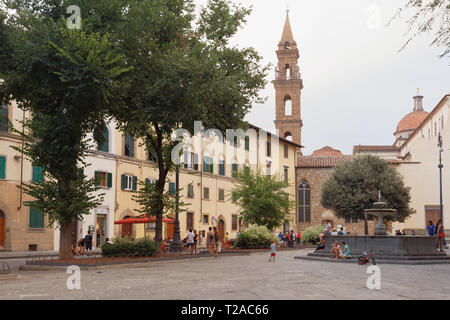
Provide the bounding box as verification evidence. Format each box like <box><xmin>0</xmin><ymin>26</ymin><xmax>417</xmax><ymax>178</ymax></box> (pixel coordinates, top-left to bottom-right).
<box><xmin>0</xmin><ymin>102</ymin><xmax>53</xmax><ymax>251</ymax></box>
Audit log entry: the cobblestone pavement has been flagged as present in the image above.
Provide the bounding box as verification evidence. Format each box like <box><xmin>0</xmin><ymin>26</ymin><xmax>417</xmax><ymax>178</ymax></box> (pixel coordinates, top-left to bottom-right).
<box><xmin>1</xmin><ymin>250</ymin><xmax>450</xmax><ymax>300</ymax></box>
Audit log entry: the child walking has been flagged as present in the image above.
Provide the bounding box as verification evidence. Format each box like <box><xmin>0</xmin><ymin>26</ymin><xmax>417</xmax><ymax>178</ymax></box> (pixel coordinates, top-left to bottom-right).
<box><xmin>269</xmin><ymin>240</ymin><xmax>277</xmax><ymax>262</ymax></box>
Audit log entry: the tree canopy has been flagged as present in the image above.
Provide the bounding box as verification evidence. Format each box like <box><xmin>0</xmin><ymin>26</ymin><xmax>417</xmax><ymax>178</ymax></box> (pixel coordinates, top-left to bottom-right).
<box><xmin>321</xmin><ymin>155</ymin><xmax>415</xmax><ymax>225</ymax></box>
<box><xmin>231</xmin><ymin>169</ymin><xmax>293</xmax><ymax>231</ymax></box>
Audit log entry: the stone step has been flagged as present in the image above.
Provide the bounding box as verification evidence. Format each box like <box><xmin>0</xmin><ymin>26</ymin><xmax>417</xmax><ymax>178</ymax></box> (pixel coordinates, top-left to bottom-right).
<box><xmin>296</xmin><ymin>255</ymin><xmax>450</xmax><ymax>265</ymax></box>
<box><xmin>308</xmin><ymin>252</ymin><xmax>450</xmax><ymax>260</ymax></box>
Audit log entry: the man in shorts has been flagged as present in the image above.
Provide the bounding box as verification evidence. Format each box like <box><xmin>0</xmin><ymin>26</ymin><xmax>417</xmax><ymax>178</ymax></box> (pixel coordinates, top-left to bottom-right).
<box><xmin>84</xmin><ymin>232</ymin><xmax>93</xmax><ymax>256</ymax></box>
<box><xmin>186</xmin><ymin>229</ymin><xmax>195</xmax><ymax>254</ymax></box>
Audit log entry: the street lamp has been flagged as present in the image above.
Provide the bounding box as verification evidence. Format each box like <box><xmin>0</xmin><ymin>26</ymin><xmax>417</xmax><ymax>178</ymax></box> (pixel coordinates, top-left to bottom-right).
<box><xmin>438</xmin><ymin>132</ymin><xmax>444</xmax><ymax>223</ymax></box>
<box><xmin>170</xmin><ymin>164</ymin><xmax>184</xmax><ymax>253</ymax></box>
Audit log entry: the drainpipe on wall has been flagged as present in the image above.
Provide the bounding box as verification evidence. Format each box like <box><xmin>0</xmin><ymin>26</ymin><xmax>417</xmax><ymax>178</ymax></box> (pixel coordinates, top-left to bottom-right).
<box><xmin>18</xmin><ymin>109</ymin><xmax>25</xmax><ymax>210</ymax></box>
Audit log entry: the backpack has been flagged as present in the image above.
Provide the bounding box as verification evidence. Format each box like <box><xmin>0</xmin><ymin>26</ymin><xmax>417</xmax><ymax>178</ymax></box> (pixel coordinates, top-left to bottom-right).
<box><xmin>338</xmin><ymin>230</ymin><xmax>343</xmax><ymax>236</ymax></box>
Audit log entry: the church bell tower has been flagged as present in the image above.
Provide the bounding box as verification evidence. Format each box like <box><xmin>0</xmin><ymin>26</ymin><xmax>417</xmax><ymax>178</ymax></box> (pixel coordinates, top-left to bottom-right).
<box><xmin>273</xmin><ymin>11</ymin><xmax>303</xmax><ymax>147</ymax></box>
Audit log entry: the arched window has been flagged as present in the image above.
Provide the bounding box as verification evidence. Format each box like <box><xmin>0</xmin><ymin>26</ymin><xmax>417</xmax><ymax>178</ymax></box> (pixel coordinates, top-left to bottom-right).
<box><xmin>284</xmin><ymin>133</ymin><xmax>293</xmax><ymax>142</ymax></box>
<box><xmin>284</xmin><ymin>42</ymin><xmax>290</xmax><ymax>51</ymax></box>
<box><xmin>98</xmin><ymin>124</ymin><xmax>109</xmax><ymax>153</ymax></box>
<box><xmin>284</xmin><ymin>96</ymin><xmax>292</xmax><ymax>116</ymax></box>
<box><xmin>298</xmin><ymin>179</ymin><xmax>311</xmax><ymax>222</ymax></box>
<box><xmin>285</xmin><ymin>64</ymin><xmax>291</xmax><ymax>79</ymax></box>
<box><xmin>124</xmin><ymin>132</ymin><xmax>135</xmax><ymax>158</ymax></box>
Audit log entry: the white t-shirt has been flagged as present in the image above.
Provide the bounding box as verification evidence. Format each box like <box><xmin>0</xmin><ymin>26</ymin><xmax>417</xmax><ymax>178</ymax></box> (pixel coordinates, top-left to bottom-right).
<box><xmin>324</xmin><ymin>223</ymin><xmax>331</xmax><ymax>233</ymax></box>
<box><xmin>187</xmin><ymin>232</ymin><xmax>194</xmax><ymax>244</ymax></box>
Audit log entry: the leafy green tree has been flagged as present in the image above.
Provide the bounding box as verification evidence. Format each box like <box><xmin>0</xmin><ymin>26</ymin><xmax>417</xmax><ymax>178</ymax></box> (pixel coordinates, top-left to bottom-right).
<box><xmin>132</xmin><ymin>179</ymin><xmax>189</xmax><ymax>220</ymax></box>
<box><xmin>112</xmin><ymin>0</ymin><xmax>268</xmax><ymax>242</ymax></box>
<box><xmin>231</xmin><ymin>169</ymin><xmax>293</xmax><ymax>231</ymax></box>
<box><xmin>391</xmin><ymin>0</ymin><xmax>449</xmax><ymax>59</ymax></box>
<box><xmin>321</xmin><ymin>155</ymin><xmax>415</xmax><ymax>235</ymax></box>
<box><xmin>0</xmin><ymin>1</ymin><xmax>131</xmax><ymax>259</ymax></box>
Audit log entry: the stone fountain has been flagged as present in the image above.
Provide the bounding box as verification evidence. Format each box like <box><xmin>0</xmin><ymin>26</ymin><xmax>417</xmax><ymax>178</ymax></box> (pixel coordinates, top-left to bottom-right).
<box><xmin>301</xmin><ymin>191</ymin><xmax>450</xmax><ymax>264</ymax></box>
<box><xmin>364</xmin><ymin>192</ymin><xmax>397</xmax><ymax>235</ymax></box>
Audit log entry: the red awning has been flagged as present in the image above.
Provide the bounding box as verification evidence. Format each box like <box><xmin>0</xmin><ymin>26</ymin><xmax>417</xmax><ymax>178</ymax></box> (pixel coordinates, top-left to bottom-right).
<box><xmin>114</xmin><ymin>216</ymin><xmax>174</xmax><ymax>225</ymax></box>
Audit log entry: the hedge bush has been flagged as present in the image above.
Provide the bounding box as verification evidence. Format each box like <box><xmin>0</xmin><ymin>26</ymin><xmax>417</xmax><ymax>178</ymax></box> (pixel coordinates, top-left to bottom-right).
<box><xmin>301</xmin><ymin>224</ymin><xmax>324</xmax><ymax>244</ymax></box>
<box><xmin>234</xmin><ymin>226</ymin><xmax>279</xmax><ymax>249</ymax></box>
<box><xmin>101</xmin><ymin>237</ymin><xmax>160</xmax><ymax>257</ymax></box>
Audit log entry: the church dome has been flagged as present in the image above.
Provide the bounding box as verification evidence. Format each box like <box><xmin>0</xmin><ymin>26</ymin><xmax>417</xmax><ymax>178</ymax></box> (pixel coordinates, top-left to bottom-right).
<box><xmin>311</xmin><ymin>146</ymin><xmax>343</xmax><ymax>156</ymax></box>
<box><xmin>395</xmin><ymin>110</ymin><xmax>429</xmax><ymax>134</ymax></box>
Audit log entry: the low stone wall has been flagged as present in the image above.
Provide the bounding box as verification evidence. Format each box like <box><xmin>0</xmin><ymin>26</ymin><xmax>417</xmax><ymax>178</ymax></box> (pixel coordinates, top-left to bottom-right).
<box><xmin>320</xmin><ymin>235</ymin><xmax>444</xmax><ymax>256</ymax></box>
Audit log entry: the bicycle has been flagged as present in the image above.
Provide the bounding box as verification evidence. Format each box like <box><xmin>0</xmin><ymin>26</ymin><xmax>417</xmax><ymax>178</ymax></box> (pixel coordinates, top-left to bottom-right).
<box><xmin>358</xmin><ymin>249</ymin><xmax>376</xmax><ymax>265</ymax></box>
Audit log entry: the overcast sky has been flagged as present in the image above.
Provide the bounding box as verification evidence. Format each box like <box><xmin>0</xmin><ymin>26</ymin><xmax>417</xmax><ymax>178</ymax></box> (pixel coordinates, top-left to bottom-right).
<box><xmin>196</xmin><ymin>0</ymin><xmax>450</xmax><ymax>155</ymax></box>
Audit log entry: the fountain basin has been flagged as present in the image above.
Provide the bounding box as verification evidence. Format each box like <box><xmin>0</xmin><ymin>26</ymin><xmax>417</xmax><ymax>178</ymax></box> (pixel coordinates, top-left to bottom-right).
<box><xmin>364</xmin><ymin>202</ymin><xmax>397</xmax><ymax>235</ymax></box>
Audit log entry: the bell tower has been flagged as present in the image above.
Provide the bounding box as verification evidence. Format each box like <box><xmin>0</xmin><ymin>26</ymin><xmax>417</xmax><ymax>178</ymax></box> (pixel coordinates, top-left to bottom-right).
<box><xmin>273</xmin><ymin>11</ymin><xmax>303</xmax><ymax>147</ymax></box>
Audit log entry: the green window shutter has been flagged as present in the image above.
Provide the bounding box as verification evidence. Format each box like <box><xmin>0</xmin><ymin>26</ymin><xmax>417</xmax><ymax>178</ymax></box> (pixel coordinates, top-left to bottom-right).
<box><xmin>99</xmin><ymin>126</ymin><xmax>109</xmax><ymax>152</ymax></box>
<box><xmin>32</xmin><ymin>166</ymin><xmax>44</xmax><ymax>183</ymax></box>
<box><xmin>169</xmin><ymin>182</ymin><xmax>175</xmax><ymax>195</ymax></box>
<box><xmin>107</xmin><ymin>172</ymin><xmax>112</xmax><ymax>188</ymax></box>
<box><xmin>232</xmin><ymin>164</ymin><xmax>238</xmax><ymax>178</ymax></box>
<box><xmin>203</xmin><ymin>156</ymin><xmax>208</xmax><ymax>173</ymax></box>
<box><xmin>132</xmin><ymin>176</ymin><xmax>138</xmax><ymax>191</ymax></box>
<box><xmin>121</xmin><ymin>174</ymin><xmax>127</xmax><ymax>190</ymax></box>
<box><xmin>78</xmin><ymin>168</ymin><xmax>84</xmax><ymax>179</ymax></box>
<box><xmin>0</xmin><ymin>156</ymin><xmax>5</xmax><ymax>179</ymax></box>
<box><xmin>94</xmin><ymin>171</ymin><xmax>101</xmax><ymax>186</ymax></box>
<box><xmin>209</xmin><ymin>158</ymin><xmax>213</xmax><ymax>174</ymax></box>
<box><xmin>29</xmin><ymin>207</ymin><xmax>44</xmax><ymax>229</ymax></box>
<box><xmin>145</xmin><ymin>178</ymin><xmax>150</xmax><ymax>185</ymax></box>
<box><xmin>245</xmin><ymin>136</ymin><xmax>250</xmax><ymax>150</ymax></box>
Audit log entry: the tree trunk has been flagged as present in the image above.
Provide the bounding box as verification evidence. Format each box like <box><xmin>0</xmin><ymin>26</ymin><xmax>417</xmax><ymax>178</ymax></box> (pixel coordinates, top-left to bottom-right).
<box><xmin>59</xmin><ymin>222</ymin><xmax>74</xmax><ymax>260</ymax></box>
<box><xmin>364</xmin><ymin>217</ymin><xmax>369</xmax><ymax>236</ymax></box>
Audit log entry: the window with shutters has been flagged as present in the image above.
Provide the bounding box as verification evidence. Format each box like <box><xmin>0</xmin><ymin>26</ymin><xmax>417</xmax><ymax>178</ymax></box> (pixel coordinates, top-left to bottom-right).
<box><xmin>284</xmin><ymin>143</ymin><xmax>289</xmax><ymax>158</ymax></box>
<box><xmin>169</xmin><ymin>182</ymin><xmax>176</xmax><ymax>195</ymax></box>
<box><xmin>29</xmin><ymin>207</ymin><xmax>44</xmax><ymax>229</ymax></box>
<box><xmin>32</xmin><ymin>166</ymin><xmax>44</xmax><ymax>183</ymax></box>
<box><xmin>0</xmin><ymin>156</ymin><xmax>5</xmax><ymax>180</ymax></box>
<box><xmin>98</xmin><ymin>124</ymin><xmax>109</xmax><ymax>153</ymax></box>
<box><xmin>218</xmin><ymin>189</ymin><xmax>225</xmax><ymax>201</ymax></box>
<box><xmin>184</xmin><ymin>152</ymin><xmax>194</xmax><ymax>169</ymax></box>
<box><xmin>298</xmin><ymin>179</ymin><xmax>311</xmax><ymax>222</ymax></box>
<box><xmin>203</xmin><ymin>156</ymin><xmax>213</xmax><ymax>174</ymax></box>
<box><xmin>121</xmin><ymin>174</ymin><xmax>137</xmax><ymax>191</ymax></box>
<box><xmin>124</xmin><ymin>133</ymin><xmax>135</xmax><ymax>158</ymax></box>
<box><xmin>266</xmin><ymin>140</ymin><xmax>271</xmax><ymax>157</ymax></box>
<box><xmin>186</xmin><ymin>212</ymin><xmax>194</xmax><ymax>230</ymax></box>
<box><xmin>0</xmin><ymin>105</ymin><xmax>8</xmax><ymax>132</ymax></box>
<box><xmin>145</xmin><ymin>178</ymin><xmax>156</xmax><ymax>186</ymax></box>
<box><xmin>284</xmin><ymin>166</ymin><xmax>289</xmax><ymax>185</ymax></box>
<box><xmin>187</xmin><ymin>183</ymin><xmax>194</xmax><ymax>198</ymax></box>
<box><xmin>203</xmin><ymin>214</ymin><xmax>209</xmax><ymax>224</ymax></box>
<box><xmin>245</xmin><ymin>136</ymin><xmax>250</xmax><ymax>151</ymax></box>
<box><xmin>203</xmin><ymin>187</ymin><xmax>210</xmax><ymax>200</ymax></box>
<box><xmin>232</xmin><ymin>215</ymin><xmax>238</xmax><ymax>230</ymax></box>
<box><xmin>232</xmin><ymin>163</ymin><xmax>238</xmax><ymax>179</ymax></box>
<box><xmin>219</xmin><ymin>160</ymin><xmax>225</xmax><ymax>176</ymax></box>
<box><xmin>95</xmin><ymin>171</ymin><xmax>112</xmax><ymax>188</ymax></box>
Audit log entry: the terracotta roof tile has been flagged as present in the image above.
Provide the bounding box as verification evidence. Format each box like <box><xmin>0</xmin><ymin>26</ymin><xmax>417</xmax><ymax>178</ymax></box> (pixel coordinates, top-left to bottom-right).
<box><xmin>353</xmin><ymin>145</ymin><xmax>399</xmax><ymax>154</ymax></box>
<box><xmin>297</xmin><ymin>155</ymin><xmax>353</xmax><ymax>168</ymax></box>
<box><xmin>311</xmin><ymin>146</ymin><xmax>343</xmax><ymax>156</ymax></box>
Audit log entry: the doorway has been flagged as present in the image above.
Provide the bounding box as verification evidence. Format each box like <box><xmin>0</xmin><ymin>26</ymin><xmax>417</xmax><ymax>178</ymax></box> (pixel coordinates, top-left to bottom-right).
<box><xmin>0</xmin><ymin>211</ymin><xmax>4</xmax><ymax>249</ymax></box>
<box><xmin>283</xmin><ymin>220</ymin><xmax>290</xmax><ymax>234</ymax></box>
<box><xmin>96</xmin><ymin>214</ymin><xmax>107</xmax><ymax>247</ymax></box>
<box><xmin>425</xmin><ymin>206</ymin><xmax>441</xmax><ymax>225</ymax></box>
<box><xmin>122</xmin><ymin>216</ymin><xmax>132</xmax><ymax>238</ymax></box>
<box><xmin>166</xmin><ymin>222</ymin><xmax>174</xmax><ymax>240</ymax></box>
<box><xmin>218</xmin><ymin>219</ymin><xmax>225</xmax><ymax>242</ymax></box>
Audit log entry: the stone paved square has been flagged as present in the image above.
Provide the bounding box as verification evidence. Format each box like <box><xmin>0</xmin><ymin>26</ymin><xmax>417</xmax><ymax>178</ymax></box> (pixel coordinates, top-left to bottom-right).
<box><xmin>1</xmin><ymin>250</ymin><xmax>450</xmax><ymax>300</ymax></box>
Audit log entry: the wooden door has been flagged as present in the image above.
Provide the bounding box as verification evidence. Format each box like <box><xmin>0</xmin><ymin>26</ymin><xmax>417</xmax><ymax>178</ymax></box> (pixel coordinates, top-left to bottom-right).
<box><xmin>218</xmin><ymin>220</ymin><xmax>225</xmax><ymax>241</ymax></box>
<box><xmin>0</xmin><ymin>212</ymin><xmax>4</xmax><ymax>248</ymax></box>
<box><xmin>166</xmin><ymin>222</ymin><xmax>174</xmax><ymax>240</ymax></box>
